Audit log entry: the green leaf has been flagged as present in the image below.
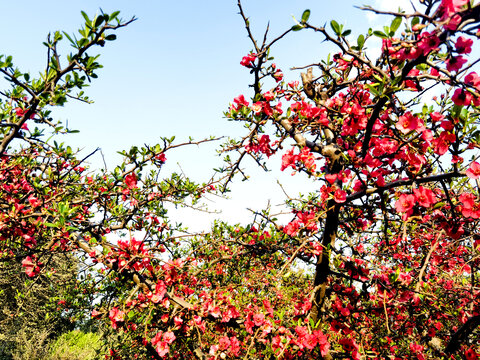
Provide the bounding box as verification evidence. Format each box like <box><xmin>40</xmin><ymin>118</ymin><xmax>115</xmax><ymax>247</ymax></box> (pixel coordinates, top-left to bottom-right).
<box><xmin>330</xmin><ymin>20</ymin><xmax>341</xmax><ymax>35</ymax></box>
<box><xmin>291</xmin><ymin>25</ymin><xmax>304</xmax><ymax>31</ymax></box>
<box><xmin>80</xmin><ymin>11</ymin><xmax>91</xmax><ymax>25</ymax></box>
<box><xmin>373</xmin><ymin>30</ymin><xmax>388</xmax><ymax>39</ymax></box>
<box><xmin>342</xmin><ymin>29</ymin><xmax>351</xmax><ymax>37</ymax></box>
<box><xmin>357</xmin><ymin>34</ymin><xmax>365</xmax><ymax>49</ymax></box>
<box><xmin>365</xmin><ymin>83</ymin><xmax>380</xmax><ymax>96</ymax></box>
<box><xmin>390</xmin><ymin>16</ymin><xmax>402</xmax><ymax>33</ymax></box>
<box><xmin>109</xmin><ymin>11</ymin><xmax>121</xmax><ymax>22</ymax></box>
<box><xmin>301</xmin><ymin>9</ymin><xmax>311</xmax><ymax>23</ymax></box>
<box><xmin>62</xmin><ymin>31</ymin><xmax>76</xmax><ymax>45</ymax></box>
<box><xmin>411</xmin><ymin>16</ymin><xmax>420</xmax><ymax>28</ymax></box>
<box><xmin>94</xmin><ymin>15</ymin><xmax>105</xmax><ymax>28</ymax></box>
<box><xmin>105</xmin><ymin>34</ymin><xmax>117</xmax><ymax>41</ymax></box>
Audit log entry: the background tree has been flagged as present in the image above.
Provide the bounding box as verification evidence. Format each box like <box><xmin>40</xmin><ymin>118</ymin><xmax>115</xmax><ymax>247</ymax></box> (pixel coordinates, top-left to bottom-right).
<box><xmin>0</xmin><ymin>255</ymin><xmax>77</xmax><ymax>359</ymax></box>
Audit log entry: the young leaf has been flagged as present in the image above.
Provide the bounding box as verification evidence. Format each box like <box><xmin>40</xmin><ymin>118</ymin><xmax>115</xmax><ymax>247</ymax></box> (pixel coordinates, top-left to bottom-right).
<box><xmin>373</xmin><ymin>30</ymin><xmax>388</xmax><ymax>39</ymax></box>
<box><xmin>330</xmin><ymin>20</ymin><xmax>340</xmax><ymax>35</ymax></box>
<box><xmin>109</xmin><ymin>10</ymin><xmax>121</xmax><ymax>22</ymax></box>
<box><xmin>357</xmin><ymin>34</ymin><xmax>365</xmax><ymax>49</ymax></box>
<box><xmin>301</xmin><ymin>9</ymin><xmax>311</xmax><ymax>23</ymax></box>
<box><xmin>80</xmin><ymin>11</ymin><xmax>91</xmax><ymax>26</ymax></box>
<box><xmin>411</xmin><ymin>16</ymin><xmax>420</xmax><ymax>28</ymax></box>
<box><xmin>390</xmin><ymin>16</ymin><xmax>402</xmax><ymax>33</ymax></box>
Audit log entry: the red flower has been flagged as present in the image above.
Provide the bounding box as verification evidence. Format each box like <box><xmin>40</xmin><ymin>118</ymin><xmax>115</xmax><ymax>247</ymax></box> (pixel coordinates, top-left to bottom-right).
<box><xmin>465</xmin><ymin>72</ymin><xmax>480</xmax><ymax>89</ymax></box>
<box><xmin>21</xmin><ymin>256</ymin><xmax>41</xmax><ymax>277</ymax></box>
<box><xmin>334</xmin><ymin>189</ymin><xmax>347</xmax><ymax>203</ymax></box>
<box><xmin>430</xmin><ymin>111</ymin><xmax>444</xmax><ymax>122</ymax></box>
<box><xmin>283</xmin><ymin>220</ymin><xmax>301</xmax><ymax>236</ymax></box>
<box><xmin>240</xmin><ymin>53</ymin><xmax>256</xmax><ymax>67</ymax></box>
<box><xmin>263</xmin><ymin>91</ymin><xmax>275</xmax><ymax>101</ymax></box>
<box><xmin>232</xmin><ymin>94</ymin><xmax>249</xmax><ymax>110</ymax></box>
<box><xmin>440</xmin><ymin>0</ymin><xmax>468</xmax><ymax>18</ymax></box>
<box><xmin>156</xmin><ymin>153</ymin><xmax>166</xmax><ymax>163</ymax></box>
<box><xmin>417</xmin><ymin>31</ymin><xmax>440</xmax><ymax>55</ymax></box>
<box><xmin>273</xmin><ymin>70</ymin><xmax>283</xmax><ymax>82</ymax></box>
<box><xmin>124</xmin><ymin>173</ymin><xmax>138</xmax><ymax>189</ymax></box>
<box><xmin>452</xmin><ymin>88</ymin><xmax>473</xmax><ymax>106</ymax></box>
<box><xmin>14</xmin><ymin>107</ymin><xmax>35</xmax><ymax>119</ymax></box>
<box><xmin>432</xmin><ymin>131</ymin><xmax>456</xmax><ymax>155</ymax></box>
<box><xmin>151</xmin><ymin>331</ymin><xmax>163</xmax><ymax>346</ymax></box>
<box><xmin>446</xmin><ymin>55</ymin><xmax>467</xmax><ymax>72</ymax></box>
<box><xmin>109</xmin><ymin>307</ymin><xmax>125</xmax><ymax>329</ymax></box>
<box><xmin>465</xmin><ymin>348</ymin><xmax>479</xmax><ymax>360</ymax></box>
<box><xmin>455</xmin><ymin>36</ymin><xmax>473</xmax><ymax>54</ymax></box>
<box><xmin>280</xmin><ymin>148</ymin><xmax>297</xmax><ymax>172</ymax></box>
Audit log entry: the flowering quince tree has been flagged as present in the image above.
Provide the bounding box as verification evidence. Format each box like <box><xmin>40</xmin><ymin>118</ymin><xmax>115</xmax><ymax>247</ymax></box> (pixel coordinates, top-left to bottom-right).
<box><xmin>1</xmin><ymin>1</ymin><xmax>480</xmax><ymax>360</ymax></box>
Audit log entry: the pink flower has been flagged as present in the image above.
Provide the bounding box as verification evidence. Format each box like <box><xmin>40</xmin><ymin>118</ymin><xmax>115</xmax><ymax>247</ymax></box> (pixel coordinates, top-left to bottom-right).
<box><xmin>396</xmin><ymin>112</ymin><xmax>422</xmax><ymax>134</ymax></box>
<box><xmin>432</xmin><ymin>131</ymin><xmax>456</xmax><ymax>155</ymax></box>
<box><xmin>273</xmin><ymin>70</ymin><xmax>283</xmax><ymax>82</ymax></box>
<box><xmin>446</xmin><ymin>56</ymin><xmax>467</xmax><ymax>72</ymax></box>
<box><xmin>155</xmin><ymin>342</ymin><xmax>169</xmax><ymax>357</ymax></box>
<box><xmin>28</xmin><ymin>195</ymin><xmax>41</xmax><ymax>208</ymax></box>
<box><xmin>325</xmin><ymin>174</ymin><xmax>337</xmax><ymax>184</ymax></box>
<box><xmin>459</xmin><ymin>193</ymin><xmax>480</xmax><ymax>219</ymax></box>
<box><xmin>413</xmin><ymin>186</ymin><xmax>436</xmax><ymax>208</ymax></box>
<box><xmin>298</xmin><ymin>147</ymin><xmax>316</xmax><ymax>172</ymax></box>
<box><xmin>163</xmin><ymin>331</ymin><xmax>176</xmax><ymax>344</ymax></box>
<box><xmin>410</xmin><ymin>342</ymin><xmax>424</xmax><ymax>353</ymax></box>
<box><xmin>218</xmin><ymin>336</ymin><xmax>231</xmax><ymax>351</ymax></box>
<box><xmin>444</xmin><ymin>14</ymin><xmax>462</xmax><ymax>30</ymax></box>
<box><xmin>314</xmin><ymin>330</ymin><xmax>330</xmax><ymax>357</ymax></box>
<box><xmin>455</xmin><ymin>36</ymin><xmax>473</xmax><ymax>54</ymax></box>
<box><xmin>151</xmin><ymin>331</ymin><xmax>163</xmax><ymax>346</ymax></box>
<box><xmin>466</xmin><ymin>161</ymin><xmax>480</xmax><ymax>179</ymax></box>
<box><xmin>395</xmin><ymin>194</ymin><xmax>416</xmax><ymax>214</ymax></box>
<box><xmin>253</xmin><ymin>312</ymin><xmax>265</xmax><ymax>326</ymax></box>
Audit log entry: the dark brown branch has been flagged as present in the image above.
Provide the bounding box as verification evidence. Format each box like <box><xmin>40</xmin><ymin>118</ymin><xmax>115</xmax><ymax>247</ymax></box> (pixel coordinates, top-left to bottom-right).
<box><xmin>445</xmin><ymin>315</ymin><xmax>480</xmax><ymax>354</ymax></box>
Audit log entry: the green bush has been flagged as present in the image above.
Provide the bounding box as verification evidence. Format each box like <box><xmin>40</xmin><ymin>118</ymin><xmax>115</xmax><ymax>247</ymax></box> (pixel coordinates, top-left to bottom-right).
<box><xmin>48</xmin><ymin>330</ymin><xmax>104</xmax><ymax>360</ymax></box>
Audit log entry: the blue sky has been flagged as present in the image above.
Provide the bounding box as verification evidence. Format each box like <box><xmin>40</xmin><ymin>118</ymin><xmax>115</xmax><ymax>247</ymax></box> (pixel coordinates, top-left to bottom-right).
<box><xmin>0</xmin><ymin>0</ymin><xmax>410</xmax><ymax>228</ymax></box>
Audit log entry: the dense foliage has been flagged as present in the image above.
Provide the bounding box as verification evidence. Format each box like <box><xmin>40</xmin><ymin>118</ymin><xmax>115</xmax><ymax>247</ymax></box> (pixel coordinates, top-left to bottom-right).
<box><xmin>0</xmin><ymin>1</ymin><xmax>479</xmax><ymax>359</ymax></box>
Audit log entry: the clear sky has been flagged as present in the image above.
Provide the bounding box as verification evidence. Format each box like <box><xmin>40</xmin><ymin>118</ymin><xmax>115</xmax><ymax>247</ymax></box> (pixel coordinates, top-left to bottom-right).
<box><xmin>0</xmin><ymin>0</ymin><xmax>412</xmax><ymax>229</ymax></box>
